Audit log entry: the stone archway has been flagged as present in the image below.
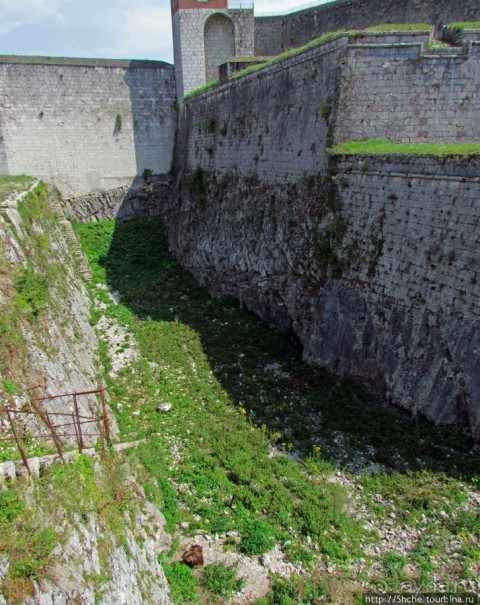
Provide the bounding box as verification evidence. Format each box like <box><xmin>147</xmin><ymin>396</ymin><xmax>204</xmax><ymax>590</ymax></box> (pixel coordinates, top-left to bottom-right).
<box><xmin>204</xmin><ymin>13</ymin><xmax>235</xmax><ymax>83</ymax></box>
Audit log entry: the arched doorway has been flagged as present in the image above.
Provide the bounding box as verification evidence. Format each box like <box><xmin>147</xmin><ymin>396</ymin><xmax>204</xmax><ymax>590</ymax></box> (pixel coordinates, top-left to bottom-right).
<box><xmin>204</xmin><ymin>13</ymin><xmax>235</xmax><ymax>83</ymax></box>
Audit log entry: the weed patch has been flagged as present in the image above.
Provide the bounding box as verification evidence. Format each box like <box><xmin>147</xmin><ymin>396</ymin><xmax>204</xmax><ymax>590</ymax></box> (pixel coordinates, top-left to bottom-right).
<box><xmin>75</xmin><ymin>216</ymin><xmax>480</xmax><ymax>602</ymax></box>
<box><xmin>0</xmin><ymin>175</ymin><xmax>35</xmax><ymax>202</ymax></box>
<box><xmin>163</xmin><ymin>562</ymin><xmax>199</xmax><ymax>604</ymax></box>
<box><xmin>201</xmin><ymin>562</ymin><xmax>244</xmax><ymax>599</ymax></box>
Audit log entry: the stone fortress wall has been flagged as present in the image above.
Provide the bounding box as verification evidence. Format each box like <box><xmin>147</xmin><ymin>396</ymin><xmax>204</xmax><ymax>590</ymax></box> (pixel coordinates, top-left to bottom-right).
<box><xmin>165</xmin><ymin>27</ymin><xmax>480</xmax><ymax>442</ymax></box>
<box><xmin>0</xmin><ymin>57</ymin><xmax>177</xmax><ymax>198</ymax></box>
<box><xmin>176</xmin><ymin>31</ymin><xmax>480</xmax><ymax>179</ymax></box>
<box><xmin>1</xmin><ymin>0</ymin><xmax>480</xmax><ymax>440</ymax></box>
<box><xmin>255</xmin><ymin>0</ymin><xmax>480</xmax><ymax>56</ymax></box>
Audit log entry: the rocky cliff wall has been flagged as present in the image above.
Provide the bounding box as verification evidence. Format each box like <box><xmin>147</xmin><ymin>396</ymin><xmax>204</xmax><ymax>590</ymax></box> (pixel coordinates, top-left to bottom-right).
<box><xmin>61</xmin><ymin>176</ymin><xmax>172</xmax><ymax>223</ymax></box>
<box><xmin>0</xmin><ymin>182</ymin><xmax>172</xmax><ymax>604</ymax></box>
<box><xmin>0</xmin><ymin>181</ymin><xmax>103</xmax><ymax>445</ymax></box>
<box><xmin>0</xmin><ymin>57</ymin><xmax>176</xmax><ymax>198</ymax></box>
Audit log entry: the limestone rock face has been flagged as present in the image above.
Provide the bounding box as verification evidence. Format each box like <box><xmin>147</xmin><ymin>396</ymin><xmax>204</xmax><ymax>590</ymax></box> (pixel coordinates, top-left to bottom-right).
<box><xmin>0</xmin><ymin>182</ymin><xmax>171</xmax><ymax>604</ymax></box>
<box><xmin>0</xmin><ymin>183</ymin><xmax>111</xmax><ymax>446</ymax></box>
<box><xmin>0</xmin><ymin>487</ymin><xmax>171</xmax><ymax>605</ymax></box>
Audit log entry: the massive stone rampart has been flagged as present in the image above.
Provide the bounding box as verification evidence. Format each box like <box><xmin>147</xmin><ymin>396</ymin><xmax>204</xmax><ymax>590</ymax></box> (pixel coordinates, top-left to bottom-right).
<box><xmin>165</xmin><ymin>33</ymin><xmax>480</xmax><ymax>441</ymax></box>
<box><xmin>255</xmin><ymin>0</ymin><xmax>480</xmax><ymax>56</ymax></box>
<box><xmin>0</xmin><ymin>57</ymin><xmax>176</xmax><ymax>198</ymax></box>
<box><xmin>177</xmin><ymin>33</ymin><xmax>480</xmax><ymax>183</ymax></box>
<box><xmin>176</xmin><ymin>35</ymin><xmax>348</xmax><ymax>183</ymax></box>
<box><xmin>336</xmin><ymin>36</ymin><xmax>480</xmax><ymax>144</ymax></box>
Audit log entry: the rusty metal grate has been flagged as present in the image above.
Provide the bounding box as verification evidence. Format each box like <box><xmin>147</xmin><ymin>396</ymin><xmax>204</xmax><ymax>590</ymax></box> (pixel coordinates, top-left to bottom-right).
<box><xmin>2</xmin><ymin>384</ymin><xmax>111</xmax><ymax>476</ymax></box>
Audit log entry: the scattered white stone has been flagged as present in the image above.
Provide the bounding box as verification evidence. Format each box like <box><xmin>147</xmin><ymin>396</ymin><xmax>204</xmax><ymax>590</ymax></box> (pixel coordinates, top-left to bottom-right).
<box><xmin>156</xmin><ymin>402</ymin><xmax>172</xmax><ymax>412</ymax></box>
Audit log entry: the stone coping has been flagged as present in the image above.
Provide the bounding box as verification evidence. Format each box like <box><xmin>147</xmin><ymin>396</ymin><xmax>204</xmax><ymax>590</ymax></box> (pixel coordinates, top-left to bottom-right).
<box><xmin>0</xmin><ymin>55</ymin><xmax>174</xmax><ymax>69</ymax></box>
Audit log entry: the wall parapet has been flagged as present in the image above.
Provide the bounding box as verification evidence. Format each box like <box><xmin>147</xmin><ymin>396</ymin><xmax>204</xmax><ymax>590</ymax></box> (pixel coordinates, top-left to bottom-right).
<box><xmin>254</xmin><ymin>0</ymin><xmax>480</xmax><ymax>56</ymax></box>
<box><xmin>0</xmin><ymin>55</ymin><xmax>173</xmax><ymax>69</ymax></box>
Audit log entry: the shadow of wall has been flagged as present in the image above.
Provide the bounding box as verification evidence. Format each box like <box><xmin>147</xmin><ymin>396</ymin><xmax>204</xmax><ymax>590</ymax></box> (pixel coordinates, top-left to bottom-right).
<box><xmin>61</xmin><ymin>60</ymin><xmax>177</xmax><ymax>221</ymax></box>
<box><xmin>0</xmin><ymin>56</ymin><xmax>177</xmax><ymax>213</ymax></box>
<box><xmin>0</xmin><ymin>124</ymin><xmax>8</xmax><ymax>174</ymax></box>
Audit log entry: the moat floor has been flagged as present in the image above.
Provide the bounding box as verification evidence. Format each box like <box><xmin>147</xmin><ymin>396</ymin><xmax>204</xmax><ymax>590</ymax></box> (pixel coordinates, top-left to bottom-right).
<box><xmin>76</xmin><ymin>216</ymin><xmax>480</xmax><ymax>604</ymax></box>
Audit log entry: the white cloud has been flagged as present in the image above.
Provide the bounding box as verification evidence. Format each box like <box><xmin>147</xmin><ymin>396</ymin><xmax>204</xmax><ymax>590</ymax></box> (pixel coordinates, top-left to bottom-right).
<box><xmin>0</xmin><ymin>0</ymin><xmax>65</xmax><ymax>36</ymax></box>
<box><xmin>99</xmin><ymin>4</ymin><xmax>174</xmax><ymax>61</ymax></box>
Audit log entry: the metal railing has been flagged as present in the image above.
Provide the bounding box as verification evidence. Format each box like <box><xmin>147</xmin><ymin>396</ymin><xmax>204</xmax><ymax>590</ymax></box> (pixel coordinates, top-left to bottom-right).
<box><xmin>1</xmin><ymin>384</ymin><xmax>111</xmax><ymax>476</ymax></box>
<box><xmin>255</xmin><ymin>0</ymin><xmax>336</xmax><ymax>17</ymax></box>
<box><xmin>228</xmin><ymin>0</ymin><xmax>254</xmax><ymax>8</ymax></box>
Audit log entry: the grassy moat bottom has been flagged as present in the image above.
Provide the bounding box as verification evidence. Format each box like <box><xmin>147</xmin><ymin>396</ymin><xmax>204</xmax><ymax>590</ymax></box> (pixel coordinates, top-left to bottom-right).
<box><xmin>72</xmin><ymin>217</ymin><xmax>479</xmax><ymax>603</ymax></box>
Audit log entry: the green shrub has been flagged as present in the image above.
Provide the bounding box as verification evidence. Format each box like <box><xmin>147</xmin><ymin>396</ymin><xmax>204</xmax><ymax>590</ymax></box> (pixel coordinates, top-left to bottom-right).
<box><xmin>13</xmin><ymin>268</ymin><xmax>49</xmax><ymax>316</ymax></box>
<box><xmin>257</xmin><ymin>574</ymin><xmax>328</xmax><ymax>605</ymax></box>
<box><xmin>202</xmin><ymin>117</ymin><xmax>216</xmax><ymax>133</ymax></box>
<box><xmin>0</xmin><ymin>490</ymin><xmax>26</xmax><ymax>523</ymax></box>
<box><xmin>240</xmin><ymin>519</ymin><xmax>275</xmax><ymax>556</ymax></box>
<box><xmin>2</xmin><ymin>378</ymin><xmax>18</xmax><ymax>395</ymax></box>
<box><xmin>9</xmin><ymin>527</ymin><xmax>57</xmax><ymax>580</ymax></box>
<box><xmin>157</xmin><ymin>476</ymin><xmax>179</xmax><ymax>529</ymax></box>
<box><xmin>201</xmin><ymin>563</ymin><xmax>244</xmax><ymax>599</ymax></box>
<box><xmin>114</xmin><ymin>113</ymin><xmax>122</xmax><ymax>133</ymax></box>
<box><xmin>164</xmin><ymin>562</ymin><xmax>199</xmax><ymax>604</ymax></box>
<box><xmin>142</xmin><ymin>168</ymin><xmax>153</xmax><ymax>181</ymax></box>
<box><xmin>188</xmin><ymin>165</ymin><xmax>206</xmax><ymax>195</ymax></box>
<box><xmin>320</xmin><ymin>103</ymin><xmax>330</xmax><ymax>120</ymax></box>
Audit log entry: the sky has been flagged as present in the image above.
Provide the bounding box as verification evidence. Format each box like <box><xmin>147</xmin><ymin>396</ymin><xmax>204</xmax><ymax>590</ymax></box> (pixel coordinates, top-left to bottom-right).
<box><xmin>0</xmin><ymin>0</ymin><xmax>327</xmax><ymax>64</ymax></box>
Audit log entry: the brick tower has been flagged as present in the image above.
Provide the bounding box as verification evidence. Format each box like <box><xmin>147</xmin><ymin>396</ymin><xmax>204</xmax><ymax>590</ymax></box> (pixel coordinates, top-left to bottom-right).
<box><xmin>171</xmin><ymin>0</ymin><xmax>254</xmax><ymax>99</ymax></box>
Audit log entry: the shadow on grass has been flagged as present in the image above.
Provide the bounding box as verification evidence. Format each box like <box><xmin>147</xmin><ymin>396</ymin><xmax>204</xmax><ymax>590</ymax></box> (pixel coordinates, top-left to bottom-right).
<box><xmin>85</xmin><ymin>216</ymin><xmax>479</xmax><ymax>482</ymax></box>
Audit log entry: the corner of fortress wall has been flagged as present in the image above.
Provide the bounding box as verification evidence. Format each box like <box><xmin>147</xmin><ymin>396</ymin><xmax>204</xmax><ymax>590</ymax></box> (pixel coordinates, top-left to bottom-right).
<box><xmin>164</xmin><ymin>31</ymin><xmax>480</xmax><ymax>442</ymax></box>
<box><xmin>173</xmin><ymin>7</ymin><xmax>255</xmax><ymax>98</ymax></box>
<box><xmin>0</xmin><ymin>58</ymin><xmax>177</xmax><ymax>199</ymax></box>
<box><xmin>254</xmin><ymin>0</ymin><xmax>480</xmax><ymax>55</ymax></box>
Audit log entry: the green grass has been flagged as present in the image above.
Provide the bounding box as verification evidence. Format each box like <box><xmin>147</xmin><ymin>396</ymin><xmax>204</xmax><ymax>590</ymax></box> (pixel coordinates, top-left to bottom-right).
<box><xmin>0</xmin><ymin>175</ymin><xmax>35</xmax><ymax>202</ymax></box>
<box><xmin>184</xmin><ymin>79</ymin><xmax>220</xmax><ymax>100</ymax></box>
<box><xmin>365</xmin><ymin>23</ymin><xmax>431</xmax><ymax>32</ymax></box>
<box><xmin>230</xmin><ymin>62</ymin><xmax>269</xmax><ymax>80</ymax></box>
<box><xmin>201</xmin><ymin>562</ymin><xmax>244</xmax><ymax>600</ymax></box>
<box><xmin>448</xmin><ymin>22</ymin><xmax>480</xmax><ymax>29</ymax></box>
<box><xmin>232</xmin><ymin>30</ymin><xmax>346</xmax><ymax>80</ymax></box>
<box><xmin>74</xmin><ymin>216</ymin><xmax>480</xmax><ymax>603</ymax></box>
<box><xmin>330</xmin><ymin>139</ymin><xmax>480</xmax><ymax>156</ymax></box>
<box><xmin>0</xmin><ymin>452</ymin><xmax>137</xmax><ymax>603</ymax></box>
<box><xmin>428</xmin><ymin>39</ymin><xmax>452</xmax><ymax>49</ymax></box>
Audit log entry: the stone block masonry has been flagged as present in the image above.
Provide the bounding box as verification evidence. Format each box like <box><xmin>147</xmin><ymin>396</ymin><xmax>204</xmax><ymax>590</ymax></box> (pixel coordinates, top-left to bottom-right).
<box><xmin>0</xmin><ymin>57</ymin><xmax>177</xmax><ymax>198</ymax></box>
<box><xmin>165</xmin><ymin>155</ymin><xmax>480</xmax><ymax>443</ymax></box>
<box><xmin>254</xmin><ymin>0</ymin><xmax>480</xmax><ymax>56</ymax></box>
<box><xmin>180</xmin><ymin>32</ymin><xmax>480</xmax><ymax>181</ymax></box>
<box><xmin>179</xmin><ymin>36</ymin><xmax>349</xmax><ymax>182</ymax></box>
<box><xmin>336</xmin><ymin>39</ymin><xmax>480</xmax><ymax>145</ymax></box>
<box><xmin>173</xmin><ymin>7</ymin><xmax>254</xmax><ymax>99</ymax></box>
<box><xmin>167</xmin><ymin>31</ymin><xmax>480</xmax><ymax>442</ymax></box>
